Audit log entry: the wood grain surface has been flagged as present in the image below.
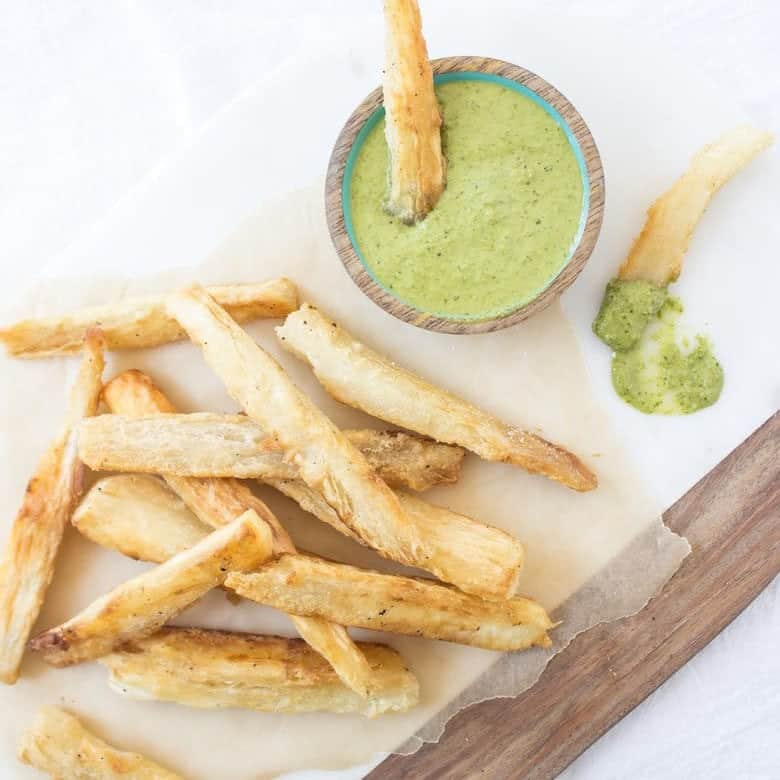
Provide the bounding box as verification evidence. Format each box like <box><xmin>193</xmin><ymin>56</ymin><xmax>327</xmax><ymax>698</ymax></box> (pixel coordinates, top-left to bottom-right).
<box><xmin>325</xmin><ymin>56</ymin><xmax>605</xmax><ymax>334</ymax></box>
<box><xmin>370</xmin><ymin>411</ymin><xmax>779</xmax><ymax>780</ymax></box>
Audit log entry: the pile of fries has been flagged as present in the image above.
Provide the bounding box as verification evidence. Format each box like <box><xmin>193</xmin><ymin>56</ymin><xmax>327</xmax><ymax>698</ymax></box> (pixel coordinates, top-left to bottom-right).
<box><xmin>0</xmin><ymin>279</ymin><xmax>596</xmax><ymax>776</ymax></box>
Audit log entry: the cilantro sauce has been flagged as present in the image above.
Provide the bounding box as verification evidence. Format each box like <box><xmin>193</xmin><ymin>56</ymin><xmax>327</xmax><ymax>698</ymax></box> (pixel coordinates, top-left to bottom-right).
<box><xmin>348</xmin><ymin>79</ymin><xmax>584</xmax><ymax>319</ymax></box>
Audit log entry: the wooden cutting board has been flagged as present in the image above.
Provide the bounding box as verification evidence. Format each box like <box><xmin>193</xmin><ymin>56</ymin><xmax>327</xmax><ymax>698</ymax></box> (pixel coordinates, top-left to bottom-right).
<box><xmin>370</xmin><ymin>411</ymin><xmax>780</xmax><ymax>779</ymax></box>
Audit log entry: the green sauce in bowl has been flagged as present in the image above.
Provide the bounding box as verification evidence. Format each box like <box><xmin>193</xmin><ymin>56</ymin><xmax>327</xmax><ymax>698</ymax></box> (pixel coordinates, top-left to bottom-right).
<box><xmin>346</xmin><ymin>75</ymin><xmax>586</xmax><ymax>320</ymax></box>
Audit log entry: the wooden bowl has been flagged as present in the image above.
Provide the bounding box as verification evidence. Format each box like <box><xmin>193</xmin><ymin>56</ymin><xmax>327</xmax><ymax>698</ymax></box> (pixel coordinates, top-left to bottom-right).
<box><xmin>325</xmin><ymin>56</ymin><xmax>605</xmax><ymax>334</ymax></box>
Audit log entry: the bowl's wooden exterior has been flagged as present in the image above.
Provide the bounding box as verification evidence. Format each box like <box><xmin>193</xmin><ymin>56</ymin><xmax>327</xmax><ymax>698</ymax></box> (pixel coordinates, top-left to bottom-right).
<box><xmin>325</xmin><ymin>56</ymin><xmax>605</xmax><ymax>334</ymax></box>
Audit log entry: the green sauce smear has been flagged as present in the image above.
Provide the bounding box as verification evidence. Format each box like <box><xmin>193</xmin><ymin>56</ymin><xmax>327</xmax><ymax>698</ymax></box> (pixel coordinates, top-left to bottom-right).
<box><xmin>594</xmin><ymin>279</ymin><xmax>724</xmax><ymax>415</ymax></box>
<box><xmin>349</xmin><ymin>79</ymin><xmax>584</xmax><ymax>319</ymax></box>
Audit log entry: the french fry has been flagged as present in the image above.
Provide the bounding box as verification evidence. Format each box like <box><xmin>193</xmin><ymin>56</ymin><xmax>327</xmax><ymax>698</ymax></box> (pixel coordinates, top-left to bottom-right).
<box><xmin>18</xmin><ymin>706</ymin><xmax>183</xmax><ymax>779</ymax></box>
<box><xmin>276</xmin><ymin>305</ymin><xmax>597</xmax><ymax>492</ymax></box>
<box><xmin>167</xmin><ymin>286</ymin><xmax>425</xmax><ymax>567</ymax></box>
<box><xmin>100</xmin><ymin>627</ymin><xmax>419</xmax><ymax>717</ymax></box>
<box><xmin>228</xmin><ymin>554</ymin><xmax>553</xmax><ymax>652</ymax></box>
<box><xmin>383</xmin><ymin>0</ymin><xmax>446</xmax><ymax>223</ymax></box>
<box><xmin>268</xmin><ymin>479</ymin><xmax>523</xmax><ymax>600</ymax></box>
<box><xmin>0</xmin><ymin>277</ymin><xmax>298</xmax><ymax>358</ymax></box>
<box><xmin>619</xmin><ymin>125</ymin><xmax>774</xmax><ymax>285</ymax></box>
<box><xmin>99</xmin><ymin>370</ymin><xmax>378</xmax><ymax>698</ymax></box>
<box><xmin>72</xmin><ymin>475</ymin><xmax>212</xmax><ymax>563</ymax></box>
<box><xmin>78</xmin><ymin>412</ymin><xmax>465</xmax><ymax>490</ymax></box>
<box><xmin>30</xmin><ymin>510</ymin><xmax>272</xmax><ymax>667</ymax></box>
<box><xmin>0</xmin><ymin>329</ymin><xmax>105</xmax><ymax>684</ymax></box>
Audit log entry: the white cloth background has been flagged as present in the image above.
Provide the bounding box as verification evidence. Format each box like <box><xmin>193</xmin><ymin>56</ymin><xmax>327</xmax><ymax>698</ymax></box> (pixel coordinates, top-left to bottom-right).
<box><xmin>0</xmin><ymin>2</ymin><xmax>777</xmax><ymax>778</ymax></box>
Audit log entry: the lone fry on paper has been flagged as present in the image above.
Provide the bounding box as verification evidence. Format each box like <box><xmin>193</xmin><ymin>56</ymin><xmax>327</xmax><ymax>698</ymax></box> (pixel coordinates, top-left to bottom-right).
<box><xmin>19</xmin><ymin>706</ymin><xmax>183</xmax><ymax>779</ymax></box>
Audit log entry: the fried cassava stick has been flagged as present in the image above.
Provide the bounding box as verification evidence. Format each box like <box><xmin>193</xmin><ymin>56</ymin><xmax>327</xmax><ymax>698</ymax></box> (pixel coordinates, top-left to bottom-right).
<box><xmin>100</xmin><ymin>627</ymin><xmax>419</xmax><ymax>718</ymax></box>
<box><xmin>166</xmin><ymin>286</ymin><xmax>425</xmax><ymax>566</ymax></box>
<box><xmin>19</xmin><ymin>707</ymin><xmax>183</xmax><ymax>779</ymax></box>
<box><xmin>227</xmin><ymin>555</ymin><xmax>553</xmax><ymax>652</ymax></box>
<box><xmin>99</xmin><ymin>369</ymin><xmax>378</xmax><ymax>697</ymax></box>
<box><xmin>277</xmin><ymin>304</ymin><xmax>597</xmax><ymax>491</ymax></box>
<box><xmin>619</xmin><ymin>125</ymin><xmax>774</xmax><ymax>285</ymax></box>
<box><xmin>268</xmin><ymin>479</ymin><xmax>523</xmax><ymax>600</ymax></box>
<box><xmin>0</xmin><ymin>277</ymin><xmax>298</xmax><ymax>358</ymax></box>
<box><xmin>83</xmin><ymin>378</ymin><xmax>522</xmax><ymax>598</ymax></box>
<box><xmin>0</xmin><ymin>329</ymin><xmax>105</xmax><ymax>684</ymax></box>
<box><xmin>383</xmin><ymin>0</ymin><xmax>446</xmax><ymax>223</ymax></box>
<box><xmin>30</xmin><ymin>510</ymin><xmax>272</xmax><ymax>667</ymax></box>
<box><xmin>78</xmin><ymin>412</ymin><xmax>465</xmax><ymax>490</ymax></box>
<box><xmin>593</xmin><ymin>126</ymin><xmax>774</xmax><ymax>351</ymax></box>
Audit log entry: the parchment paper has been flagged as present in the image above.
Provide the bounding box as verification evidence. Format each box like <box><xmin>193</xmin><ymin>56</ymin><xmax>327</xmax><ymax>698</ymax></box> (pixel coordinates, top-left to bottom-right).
<box><xmin>0</xmin><ymin>180</ymin><xmax>689</xmax><ymax>779</ymax></box>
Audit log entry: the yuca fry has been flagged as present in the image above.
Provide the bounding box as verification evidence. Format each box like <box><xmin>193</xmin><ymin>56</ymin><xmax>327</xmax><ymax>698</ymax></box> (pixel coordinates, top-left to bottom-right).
<box><xmin>277</xmin><ymin>304</ymin><xmax>597</xmax><ymax>491</ymax></box>
<box><xmin>228</xmin><ymin>554</ymin><xmax>553</xmax><ymax>652</ymax></box>
<box><xmin>19</xmin><ymin>706</ymin><xmax>183</xmax><ymax>780</ymax></box>
<box><xmin>167</xmin><ymin>286</ymin><xmax>425</xmax><ymax>567</ymax></box>
<box><xmin>383</xmin><ymin>0</ymin><xmax>446</xmax><ymax>223</ymax></box>
<box><xmin>100</xmin><ymin>627</ymin><xmax>419</xmax><ymax>717</ymax></box>
<box><xmin>78</xmin><ymin>412</ymin><xmax>465</xmax><ymax>490</ymax></box>
<box><xmin>100</xmin><ymin>369</ymin><xmax>378</xmax><ymax>698</ymax></box>
<box><xmin>619</xmin><ymin>125</ymin><xmax>774</xmax><ymax>285</ymax></box>
<box><xmin>30</xmin><ymin>510</ymin><xmax>272</xmax><ymax>667</ymax></box>
<box><xmin>0</xmin><ymin>329</ymin><xmax>105</xmax><ymax>684</ymax></box>
<box><xmin>72</xmin><ymin>475</ymin><xmax>211</xmax><ymax>563</ymax></box>
<box><xmin>269</xmin><ymin>479</ymin><xmax>523</xmax><ymax>600</ymax></box>
<box><xmin>0</xmin><ymin>277</ymin><xmax>298</xmax><ymax>358</ymax></box>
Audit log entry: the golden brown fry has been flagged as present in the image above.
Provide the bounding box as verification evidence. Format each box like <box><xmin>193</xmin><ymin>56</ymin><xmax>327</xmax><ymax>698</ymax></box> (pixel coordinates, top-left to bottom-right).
<box><xmin>167</xmin><ymin>286</ymin><xmax>424</xmax><ymax>566</ymax></box>
<box><xmin>0</xmin><ymin>329</ymin><xmax>105</xmax><ymax>684</ymax></box>
<box><xmin>619</xmin><ymin>125</ymin><xmax>774</xmax><ymax>284</ymax></box>
<box><xmin>100</xmin><ymin>369</ymin><xmax>377</xmax><ymax>699</ymax></box>
<box><xmin>78</xmin><ymin>412</ymin><xmax>464</xmax><ymax>490</ymax></box>
<box><xmin>269</xmin><ymin>479</ymin><xmax>523</xmax><ymax>600</ymax></box>
<box><xmin>72</xmin><ymin>475</ymin><xmax>212</xmax><ymax>563</ymax></box>
<box><xmin>30</xmin><ymin>510</ymin><xmax>272</xmax><ymax>667</ymax></box>
<box><xmin>0</xmin><ymin>278</ymin><xmax>298</xmax><ymax>358</ymax></box>
<box><xmin>18</xmin><ymin>706</ymin><xmax>183</xmax><ymax>780</ymax></box>
<box><xmin>277</xmin><ymin>304</ymin><xmax>597</xmax><ymax>491</ymax></box>
<box><xmin>228</xmin><ymin>554</ymin><xmax>553</xmax><ymax>652</ymax></box>
<box><xmin>100</xmin><ymin>627</ymin><xmax>419</xmax><ymax>717</ymax></box>
<box><xmin>383</xmin><ymin>0</ymin><xmax>446</xmax><ymax>223</ymax></box>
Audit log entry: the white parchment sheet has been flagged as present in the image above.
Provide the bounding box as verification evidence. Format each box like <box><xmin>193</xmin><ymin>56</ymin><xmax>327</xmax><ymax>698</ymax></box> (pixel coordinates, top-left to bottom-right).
<box><xmin>0</xmin><ymin>182</ymin><xmax>689</xmax><ymax>779</ymax></box>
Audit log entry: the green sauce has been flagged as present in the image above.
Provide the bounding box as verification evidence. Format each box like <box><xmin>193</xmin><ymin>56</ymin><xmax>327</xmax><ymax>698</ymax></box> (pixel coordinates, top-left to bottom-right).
<box><xmin>594</xmin><ymin>280</ymin><xmax>724</xmax><ymax>415</ymax></box>
<box><xmin>592</xmin><ymin>278</ymin><xmax>668</xmax><ymax>351</ymax></box>
<box><xmin>349</xmin><ymin>79</ymin><xmax>584</xmax><ymax>319</ymax></box>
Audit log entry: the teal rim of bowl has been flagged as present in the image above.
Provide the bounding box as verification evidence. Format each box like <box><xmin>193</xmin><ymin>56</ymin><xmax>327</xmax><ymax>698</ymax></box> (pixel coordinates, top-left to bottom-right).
<box><xmin>341</xmin><ymin>70</ymin><xmax>591</xmax><ymax>322</ymax></box>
